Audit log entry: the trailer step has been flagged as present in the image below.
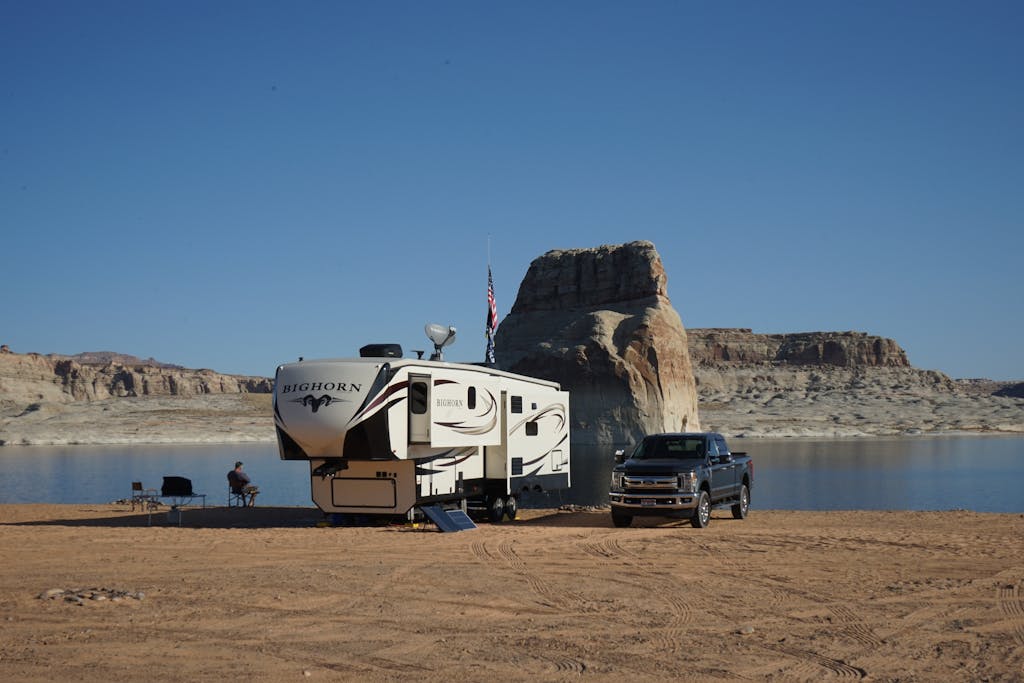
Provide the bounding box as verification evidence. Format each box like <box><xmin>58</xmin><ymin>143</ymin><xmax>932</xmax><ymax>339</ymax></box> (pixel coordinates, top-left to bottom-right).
<box><xmin>419</xmin><ymin>505</ymin><xmax>478</xmax><ymax>532</ymax></box>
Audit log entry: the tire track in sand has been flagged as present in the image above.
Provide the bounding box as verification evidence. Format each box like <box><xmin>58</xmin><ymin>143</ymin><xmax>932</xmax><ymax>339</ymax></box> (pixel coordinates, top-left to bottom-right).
<box><xmin>997</xmin><ymin>580</ymin><xmax>1024</xmax><ymax>646</ymax></box>
<box><xmin>695</xmin><ymin>537</ymin><xmax>883</xmax><ymax>651</ymax></box>
<box><xmin>576</xmin><ymin>533</ymin><xmax>696</xmax><ymax>656</ymax></box>
<box><xmin>494</xmin><ymin>540</ymin><xmax>593</xmax><ymax>612</ymax></box>
<box><xmin>760</xmin><ymin>642</ymin><xmax>867</xmax><ymax>679</ymax></box>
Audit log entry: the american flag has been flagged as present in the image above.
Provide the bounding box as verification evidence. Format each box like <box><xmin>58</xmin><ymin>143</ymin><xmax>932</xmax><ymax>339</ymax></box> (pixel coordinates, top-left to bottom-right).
<box><xmin>485</xmin><ymin>266</ymin><xmax>497</xmax><ymax>364</ymax></box>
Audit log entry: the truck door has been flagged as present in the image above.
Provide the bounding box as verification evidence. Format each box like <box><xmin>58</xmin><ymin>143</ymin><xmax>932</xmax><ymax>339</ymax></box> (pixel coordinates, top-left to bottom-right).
<box><xmin>707</xmin><ymin>437</ymin><xmax>737</xmax><ymax>502</ymax></box>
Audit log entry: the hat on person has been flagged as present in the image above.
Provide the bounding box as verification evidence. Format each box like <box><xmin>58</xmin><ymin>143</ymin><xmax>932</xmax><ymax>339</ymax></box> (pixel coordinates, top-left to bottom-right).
<box><xmin>235</xmin><ymin>461</ymin><xmax>243</xmax><ymax>468</ymax></box>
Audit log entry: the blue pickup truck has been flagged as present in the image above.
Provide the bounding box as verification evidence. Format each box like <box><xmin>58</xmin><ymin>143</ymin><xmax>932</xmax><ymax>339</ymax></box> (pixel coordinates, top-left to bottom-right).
<box><xmin>608</xmin><ymin>432</ymin><xmax>753</xmax><ymax>528</ymax></box>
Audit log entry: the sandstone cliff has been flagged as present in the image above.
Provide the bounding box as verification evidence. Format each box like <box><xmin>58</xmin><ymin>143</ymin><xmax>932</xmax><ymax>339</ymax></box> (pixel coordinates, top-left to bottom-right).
<box><xmin>684</xmin><ymin>328</ymin><xmax>1024</xmax><ymax>437</ymax></box>
<box><xmin>495</xmin><ymin>241</ymin><xmax>700</xmax><ymax>445</ymax></box>
<box><xmin>0</xmin><ymin>346</ymin><xmax>274</xmax><ymax>446</ymax></box>
<box><xmin>688</xmin><ymin>328</ymin><xmax>910</xmax><ymax>368</ymax></box>
<box><xmin>0</xmin><ymin>347</ymin><xmax>271</xmax><ymax>413</ymax></box>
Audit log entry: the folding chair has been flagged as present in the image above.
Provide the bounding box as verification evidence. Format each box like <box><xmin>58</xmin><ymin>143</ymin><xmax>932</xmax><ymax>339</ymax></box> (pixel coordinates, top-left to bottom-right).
<box><xmin>130</xmin><ymin>481</ymin><xmax>159</xmax><ymax>512</ymax></box>
<box><xmin>228</xmin><ymin>487</ymin><xmax>248</xmax><ymax>507</ymax></box>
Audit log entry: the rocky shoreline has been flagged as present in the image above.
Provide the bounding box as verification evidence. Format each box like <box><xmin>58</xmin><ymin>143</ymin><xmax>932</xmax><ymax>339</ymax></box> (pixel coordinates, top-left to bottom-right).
<box><xmin>1</xmin><ymin>375</ymin><xmax>1021</xmax><ymax>447</ymax></box>
<box><xmin>2</xmin><ymin>327</ymin><xmax>1022</xmax><ymax>446</ymax></box>
<box><xmin>696</xmin><ymin>365</ymin><xmax>1024</xmax><ymax>438</ymax></box>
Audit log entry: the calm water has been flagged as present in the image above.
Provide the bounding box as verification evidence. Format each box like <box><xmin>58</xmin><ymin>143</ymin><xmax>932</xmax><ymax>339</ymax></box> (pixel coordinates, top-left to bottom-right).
<box><xmin>0</xmin><ymin>437</ymin><xmax>1022</xmax><ymax>512</ymax></box>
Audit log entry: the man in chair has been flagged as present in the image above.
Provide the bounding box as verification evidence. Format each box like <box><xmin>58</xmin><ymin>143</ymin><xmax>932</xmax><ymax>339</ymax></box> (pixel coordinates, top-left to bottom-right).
<box><xmin>228</xmin><ymin>461</ymin><xmax>259</xmax><ymax>507</ymax></box>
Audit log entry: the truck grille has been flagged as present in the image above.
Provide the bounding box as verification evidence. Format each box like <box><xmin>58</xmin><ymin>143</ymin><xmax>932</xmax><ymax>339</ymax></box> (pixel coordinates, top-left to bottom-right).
<box><xmin>622</xmin><ymin>474</ymin><xmax>677</xmax><ymax>490</ymax></box>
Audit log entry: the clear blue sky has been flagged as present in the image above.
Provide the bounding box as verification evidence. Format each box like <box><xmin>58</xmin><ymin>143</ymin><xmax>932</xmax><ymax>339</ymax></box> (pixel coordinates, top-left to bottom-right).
<box><xmin>2</xmin><ymin>1</ymin><xmax>1022</xmax><ymax>380</ymax></box>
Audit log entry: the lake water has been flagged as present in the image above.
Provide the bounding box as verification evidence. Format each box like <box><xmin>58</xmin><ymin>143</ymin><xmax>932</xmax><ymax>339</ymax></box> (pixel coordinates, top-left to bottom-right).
<box><xmin>0</xmin><ymin>436</ymin><xmax>1022</xmax><ymax>512</ymax></box>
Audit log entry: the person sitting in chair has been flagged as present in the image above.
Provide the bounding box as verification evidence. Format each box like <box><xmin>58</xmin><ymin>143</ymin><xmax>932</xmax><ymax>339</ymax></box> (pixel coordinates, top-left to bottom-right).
<box><xmin>228</xmin><ymin>461</ymin><xmax>259</xmax><ymax>507</ymax></box>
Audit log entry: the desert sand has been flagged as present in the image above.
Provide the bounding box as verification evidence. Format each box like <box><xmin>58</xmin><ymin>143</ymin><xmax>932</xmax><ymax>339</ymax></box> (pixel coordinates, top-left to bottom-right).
<box><xmin>1</xmin><ymin>504</ymin><xmax>1022</xmax><ymax>682</ymax></box>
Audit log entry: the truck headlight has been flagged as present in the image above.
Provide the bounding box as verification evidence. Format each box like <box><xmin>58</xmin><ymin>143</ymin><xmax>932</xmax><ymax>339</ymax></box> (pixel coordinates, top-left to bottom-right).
<box><xmin>678</xmin><ymin>471</ymin><xmax>698</xmax><ymax>493</ymax></box>
<box><xmin>610</xmin><ymin>471</ymin><xmax>624</xmax><ymax>490</ymax></box>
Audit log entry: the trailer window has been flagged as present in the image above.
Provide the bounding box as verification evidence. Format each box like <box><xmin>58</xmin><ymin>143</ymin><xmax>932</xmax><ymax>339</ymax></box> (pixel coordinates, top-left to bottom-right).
<box><xmin>525</xmin><ymin>421</ymin><xmax>538</xmax><ymax>436</ymax></box>
<box><xmin>410</xmin><ymin>381</ymin><xmax>428</xmax><ymax>414</ymax></box>
<box><xmin>510</xmin><ymin>396</ymin><xmax>523</xmax><ymax>413</ymax></box>
<box><xmin>467</xmin><ymin>386</ymin><xmax>476</xmax><ymax>410</ymax></box>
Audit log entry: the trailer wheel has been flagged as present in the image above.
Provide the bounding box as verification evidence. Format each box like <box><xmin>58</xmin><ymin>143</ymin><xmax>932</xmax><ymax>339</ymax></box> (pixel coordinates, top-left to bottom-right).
<box><xmin>504</xmin><ymin>495</ymin><xmax>518</xmax><ymax>521</ymax></box>
<box><xmin>487</xmin><ymin>495</ymin><xmax>505</xmax><ymax>524</ymax></box>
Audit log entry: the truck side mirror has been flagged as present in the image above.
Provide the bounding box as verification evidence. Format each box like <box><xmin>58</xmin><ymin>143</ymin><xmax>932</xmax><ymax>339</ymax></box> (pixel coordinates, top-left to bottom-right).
<box><xmin>614</xmin><ymin>449</ymin><xmax>626</xmax><ymax>464</ymax></box>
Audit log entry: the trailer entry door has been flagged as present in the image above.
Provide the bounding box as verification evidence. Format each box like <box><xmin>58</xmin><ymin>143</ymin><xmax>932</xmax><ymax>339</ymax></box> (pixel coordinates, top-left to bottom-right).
<box><xmin>408</xmin><ymin>374</ymin><xmax>430</xmax><ymax>443</ymax></box>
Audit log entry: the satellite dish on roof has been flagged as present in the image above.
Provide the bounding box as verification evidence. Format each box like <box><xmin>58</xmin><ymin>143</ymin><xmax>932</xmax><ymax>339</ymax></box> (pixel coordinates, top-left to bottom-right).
<box><xmin>425</xmin><ymin>323</ymin><xmax>456</xmax><ymax>361</ymax></box>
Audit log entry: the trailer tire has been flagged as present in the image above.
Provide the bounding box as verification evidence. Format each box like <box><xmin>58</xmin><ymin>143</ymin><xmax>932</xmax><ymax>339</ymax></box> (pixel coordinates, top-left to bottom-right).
<box><xmin>504</xmin><ymin>496</ymin><xmax>518</xmax><ymax>521</ymax></box>
<box><xmin>691</xmin><ymin>491</ymin><xmax>711</xmax><ymax>528</ymax></box>
<box><xmin>731</xmin><ymin>484</ymin><xmax>750</xmax><ymax>520</ymax></box>
<box><xmin>487</xmin><ymin>495</ymin><xmax>505</xmax><ymax>524</ymax></box>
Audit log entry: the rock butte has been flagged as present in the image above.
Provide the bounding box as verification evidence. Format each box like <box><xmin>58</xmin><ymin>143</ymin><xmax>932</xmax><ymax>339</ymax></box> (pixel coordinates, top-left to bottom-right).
<box><xmin>495</xmin><ymin>241</ymin><xmax>700</xmax><ymax>445</ymax></box>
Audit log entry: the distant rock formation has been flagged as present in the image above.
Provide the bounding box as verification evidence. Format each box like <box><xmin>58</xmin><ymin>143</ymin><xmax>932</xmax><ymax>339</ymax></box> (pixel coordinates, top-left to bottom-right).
<box><xmin>0</xmin><ymin>349</ymin><xmax>271</xmax><ymax>413</ymax></box>
<box><xmin>46</xmin><ymin>351</ymin><xmax>186</xmax><ymax>369</ymax></box>
<box><xmin>687</xmin><ymin>328</ymin><xmax>911</xmax><ymax>367</ymax></box>
<box><xmin>495</xmin><ymin>241</ymin><xmax>700</xmax><ymax>445</ymax></box>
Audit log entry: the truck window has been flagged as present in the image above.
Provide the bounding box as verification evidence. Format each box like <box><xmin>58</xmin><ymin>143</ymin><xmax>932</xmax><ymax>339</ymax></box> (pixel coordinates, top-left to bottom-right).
<box><xmin>714</xmin><ymin>435</ymin><xmax>728</xmax><ymax>455</ymax></box>
<box><xmin>636</xmin><ymin>437</ymin><xmax>706</xmax><ymax>459</ymax></box>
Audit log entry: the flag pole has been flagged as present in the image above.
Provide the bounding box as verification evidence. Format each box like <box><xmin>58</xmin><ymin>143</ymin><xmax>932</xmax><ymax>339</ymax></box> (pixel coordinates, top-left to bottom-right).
<box><xmin>485</xmin><ymin>235</ymin><xmax>497</xmax><ymax>366</ymax></box>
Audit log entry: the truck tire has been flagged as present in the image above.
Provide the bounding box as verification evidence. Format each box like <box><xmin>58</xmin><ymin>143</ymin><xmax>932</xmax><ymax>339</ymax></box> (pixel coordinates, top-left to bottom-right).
<box><xmin>611</xmin><ymin>510</ymin><xmax>633</xmax><ymax>528</ymax></box>
<box><xmin>504</xmin><ymin>495</ymin><xmax>518</xmax><ymax>521</ymax></box>
<box><xmin>487</xmin><ymin>495</ymin><xmax>505</xmax><ymax>524</ymax></box>
<box><xmin>691</xmin><ymin>491</ymin><xmax>711</xmax><ymax>528</ymax></box>
<box><xmin>731</xmin><ymin>484</ymin><xmax>750</xmax><ymax>520</ymax></box>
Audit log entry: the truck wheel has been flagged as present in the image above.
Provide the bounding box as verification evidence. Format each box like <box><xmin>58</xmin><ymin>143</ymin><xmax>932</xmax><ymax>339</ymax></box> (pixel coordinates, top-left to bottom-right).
<box><xmin>504</xmin><ymin>495</ymin><xmax>518</xmax><ymax>521</ymax></box>
<box><xmin>691</xmin><ymin>491</ymin><xmax>711</xmax><ymax>528</ymax></box>
<box><xmin>731</xmin><ymin>484</ymin><xmax>750</xmax><ymax>520</ymax></box>
<box><xmin>611</xmin><ymin>510</ymin><xmax>632</xmax><ymax>528</ymax></box>
<box><xmin>487</xmin><ymin>495</ymin><xmax>505</xmax><ymax>524</ymax></box>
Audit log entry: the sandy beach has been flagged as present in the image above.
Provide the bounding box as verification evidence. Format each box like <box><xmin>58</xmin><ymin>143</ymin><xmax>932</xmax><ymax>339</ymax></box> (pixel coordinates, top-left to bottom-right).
<box><xmin>1</xmin><ymin>504</ymin><xmax>1022</xmax><ymax>681</ymax></box>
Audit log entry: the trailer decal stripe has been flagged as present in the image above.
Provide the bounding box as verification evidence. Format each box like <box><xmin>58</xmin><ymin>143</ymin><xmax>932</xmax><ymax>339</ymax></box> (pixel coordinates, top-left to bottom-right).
<box><xmin>508</xmin><ymin>402</ymin><xmax>566</xmax><ymax>434</ymax></box>
<box><xmin>353</xmin><ymin>380</ymin><xmax>408</xmax><ymax>422</ymax></box>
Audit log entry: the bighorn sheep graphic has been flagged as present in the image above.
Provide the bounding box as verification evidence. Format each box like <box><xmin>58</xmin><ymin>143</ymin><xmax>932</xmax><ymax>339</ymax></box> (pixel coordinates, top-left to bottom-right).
<box><xmin>292</xmin><ymin>394</ymin><xmax>340</xmax><ymax>413</ymax></box>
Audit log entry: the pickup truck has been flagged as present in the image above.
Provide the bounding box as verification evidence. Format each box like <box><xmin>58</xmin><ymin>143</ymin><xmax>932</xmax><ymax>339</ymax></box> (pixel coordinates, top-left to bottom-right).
<box><xmin>608</xmin><ymin>432</ymin><xmax>753</xmax><ymax>528</ymax></box>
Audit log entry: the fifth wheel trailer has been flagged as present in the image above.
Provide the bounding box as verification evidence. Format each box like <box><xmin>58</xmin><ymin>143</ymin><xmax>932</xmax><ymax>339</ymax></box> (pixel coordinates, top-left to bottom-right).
<box><xmin>273</xmin><ymin>348</ymin><xmax>570</xmax><ymax>522</ymax></box>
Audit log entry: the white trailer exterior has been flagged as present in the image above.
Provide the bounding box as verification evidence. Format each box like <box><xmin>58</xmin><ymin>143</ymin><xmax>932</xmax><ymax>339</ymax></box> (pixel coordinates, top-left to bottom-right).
<box><xmin>273</xmin><ymin>355</ymin><xmax>570</xmax><ymax>521</ymax></box>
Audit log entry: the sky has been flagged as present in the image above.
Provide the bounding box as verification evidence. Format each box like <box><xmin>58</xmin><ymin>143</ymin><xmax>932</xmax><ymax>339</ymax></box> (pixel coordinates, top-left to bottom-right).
<box><xmin>2</xmin><ymin>1</ymin><xmax>1022</xmax><ymax>380</ymax></box>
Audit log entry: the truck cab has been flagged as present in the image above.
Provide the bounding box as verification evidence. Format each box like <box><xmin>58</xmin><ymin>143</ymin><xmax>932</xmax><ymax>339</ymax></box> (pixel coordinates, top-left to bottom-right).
<box><xmin>608</xmin><ymin>432</ymin><xmax>752</xmax><ymax>528</ymax></box>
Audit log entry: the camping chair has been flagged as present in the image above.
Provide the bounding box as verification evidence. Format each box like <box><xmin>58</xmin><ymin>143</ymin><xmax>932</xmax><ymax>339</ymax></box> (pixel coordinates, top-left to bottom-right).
<box><xmin>227</xmin><ymin>471</ymin><xmax>258</xmax><ymax>507</ymax></box>
<box><xmin>228</xmin><ymin>486</ymin><xmax>248</xmax><ymax>507</ymax></box>
<box><xmin>228</xmin><ymin>480</ymin><xmax>259</xmax><ymax>507</ymax></box>
<box><xmin>130</xmin><ymin>481</ymin><xmax>159</xmax><ymax>511</ymax></box>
